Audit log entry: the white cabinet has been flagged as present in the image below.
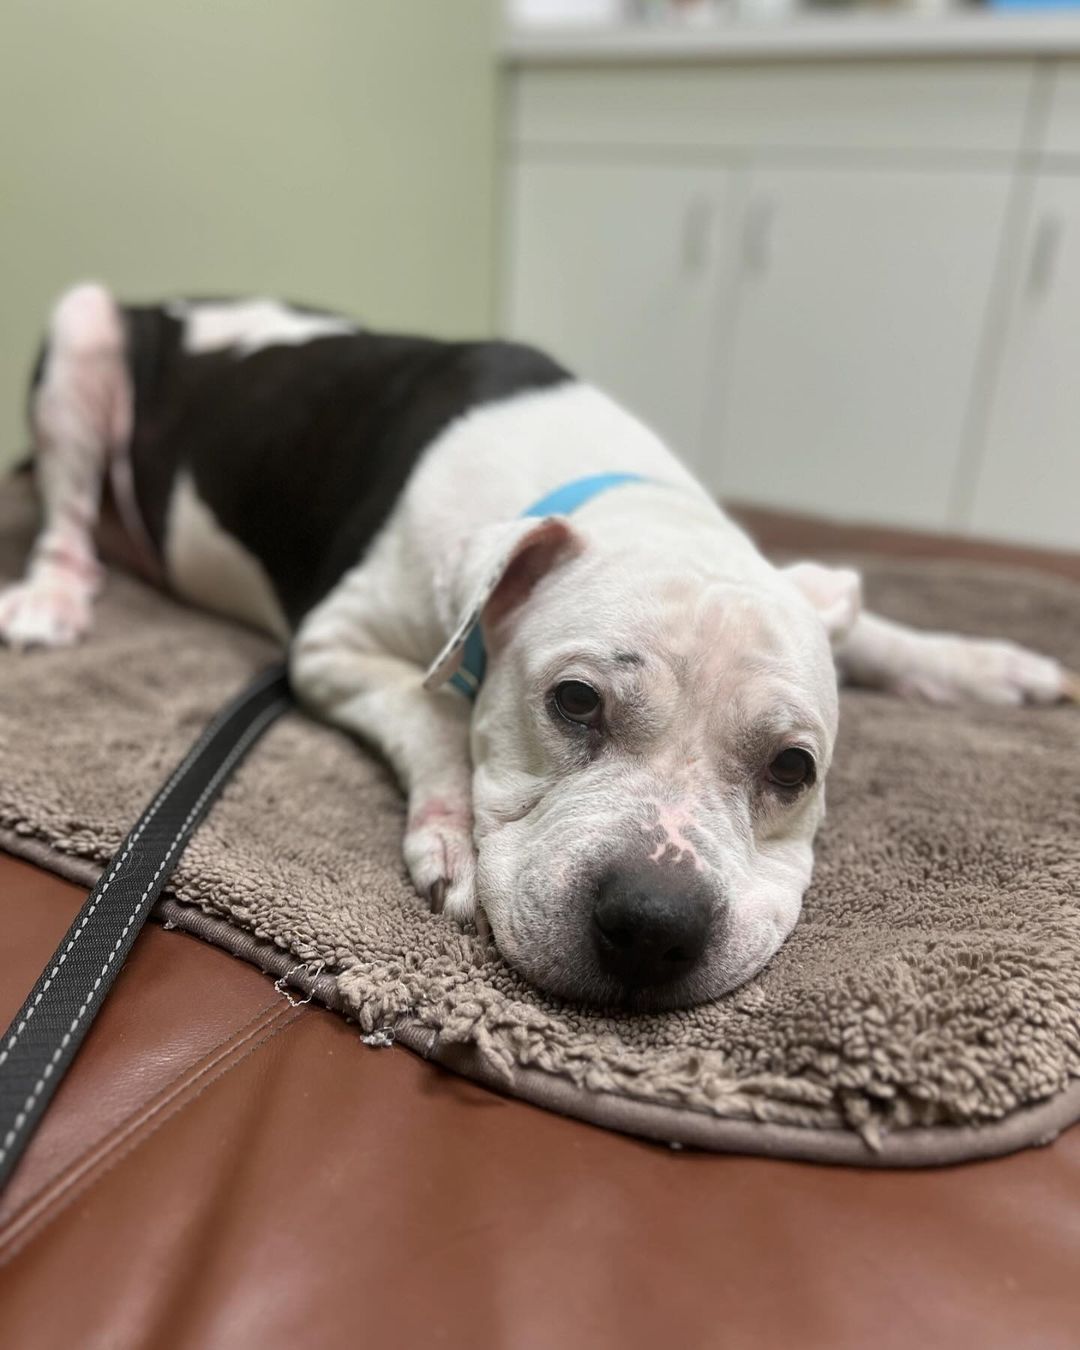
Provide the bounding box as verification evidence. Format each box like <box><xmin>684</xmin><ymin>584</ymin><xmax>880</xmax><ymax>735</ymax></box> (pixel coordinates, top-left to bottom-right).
<box><xmin>709</xmin><ymin>168</ymin><xmax>1012</xmax><ymax>528</ymax></box>
<box><xmin>968</xmin><ymin>176</ymin><xmax>1080</xmax><ymax>550</ymax></box>
<box><xmin>503</xmin><ymin>54</ymin><xmax>1080</xmax><ymax>546</ymax></box>
<box><xmin>506</xmin><ymin>160</ymin><xmax>735</xmax><ymax>467</ymax></box>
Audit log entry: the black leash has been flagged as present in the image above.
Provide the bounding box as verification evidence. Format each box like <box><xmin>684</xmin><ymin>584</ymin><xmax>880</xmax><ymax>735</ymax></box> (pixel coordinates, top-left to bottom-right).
<box><xmin>0</xmin><ymin>664</ymin><xmax>292</xmax><ymax>1192</ymax></box>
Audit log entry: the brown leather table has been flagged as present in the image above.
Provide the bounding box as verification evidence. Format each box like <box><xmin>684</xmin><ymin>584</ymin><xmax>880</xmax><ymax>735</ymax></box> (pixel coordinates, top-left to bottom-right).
<box><xmin>4</xmin><ymin>509</ymin><xmax>1080</xmax><ymax>1349</ymax></box>
<box><xmin>3</xmin><ymin>848</ymin><xmax>1079</xmax><ymax>1350</ymax></box>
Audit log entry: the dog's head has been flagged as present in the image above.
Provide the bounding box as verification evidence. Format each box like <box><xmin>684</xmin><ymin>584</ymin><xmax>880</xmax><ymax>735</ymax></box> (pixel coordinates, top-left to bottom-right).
<box><xmin>426</xmin><ymin>510</ymin><xmax>859</xmax><ymax>1010</ymax></box>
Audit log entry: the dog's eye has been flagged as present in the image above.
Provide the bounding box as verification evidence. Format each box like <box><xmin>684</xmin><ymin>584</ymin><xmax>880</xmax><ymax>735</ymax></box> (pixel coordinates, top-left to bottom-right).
<box><xmin>554</xmin><ymin>680</ymin><xmax>602</xmax><ymax>727</ymax></box>
<box><xmin>766</xmin><ymin>747</ymin><xmax>816</xmax><ymax>790</ymax></box>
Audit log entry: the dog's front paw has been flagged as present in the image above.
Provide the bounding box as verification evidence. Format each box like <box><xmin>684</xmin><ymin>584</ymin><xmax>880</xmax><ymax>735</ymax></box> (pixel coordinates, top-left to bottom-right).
<box><xmin>899</xmin><ymin>636</ymin><xmax>1074</xmax><ymax>707</ymax></box>
<box><xmin>0</xmin><ymin>577</ymin><xmax>96</xmax><ymax>649</ymax></box>
<box><xmin>403</xmin><ymin>797</ymin><xmax>479</xmax><ymax>928</ymax></box>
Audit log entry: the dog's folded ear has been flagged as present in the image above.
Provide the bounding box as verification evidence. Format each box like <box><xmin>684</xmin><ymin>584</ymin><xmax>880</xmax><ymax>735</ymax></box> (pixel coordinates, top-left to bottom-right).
<box><xmin>783</xmin><ymin>561</ymin><xmax>862</xmax><ymax>642</ymax></box>
<box><xmin>424</xmin><ymin>516</ymin><xmax>583</xmax><ymax>692</ymax></box>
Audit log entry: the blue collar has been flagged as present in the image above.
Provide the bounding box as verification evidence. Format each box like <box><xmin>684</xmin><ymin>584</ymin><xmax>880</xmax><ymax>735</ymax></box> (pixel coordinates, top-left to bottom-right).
<box><xmin>448</xmin><ymin>472</ymin><xmax>650</xmax><ymax>699</ymax></box>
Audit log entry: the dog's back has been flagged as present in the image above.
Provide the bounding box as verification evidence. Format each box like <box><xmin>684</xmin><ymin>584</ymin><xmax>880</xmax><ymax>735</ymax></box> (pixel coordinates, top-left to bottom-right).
<box><xmin>19</xmin><ymin>287</ymin><xmax>570</xmax><ymax>636</ymax></box>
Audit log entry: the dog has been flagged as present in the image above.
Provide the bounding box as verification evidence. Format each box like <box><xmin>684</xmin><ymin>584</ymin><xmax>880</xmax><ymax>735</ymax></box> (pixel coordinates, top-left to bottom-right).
<box><xmin>4</xmin><ymin>283</ymin><xmax>1076</xmax><ymax>1010</ymax></box>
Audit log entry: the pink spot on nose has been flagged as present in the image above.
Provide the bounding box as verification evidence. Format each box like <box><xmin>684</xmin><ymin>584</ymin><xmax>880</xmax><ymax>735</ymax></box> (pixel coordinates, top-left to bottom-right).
<box><xmin>644</xmin><ymin>803</ymin><xmax>706</xmax><ymax>873</ymax></box>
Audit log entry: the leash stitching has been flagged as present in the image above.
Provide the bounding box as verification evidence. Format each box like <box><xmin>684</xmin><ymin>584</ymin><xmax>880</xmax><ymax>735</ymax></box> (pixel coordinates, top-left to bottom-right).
<box><xmin>0</xmin><ymin>666</ymin><xmax>284</xmax><ymax>1070</ymax></box>
<box><xmin>0</xmin><ymin>695</ymin><xmax>288</xmax><ymax>1167</ymax></box>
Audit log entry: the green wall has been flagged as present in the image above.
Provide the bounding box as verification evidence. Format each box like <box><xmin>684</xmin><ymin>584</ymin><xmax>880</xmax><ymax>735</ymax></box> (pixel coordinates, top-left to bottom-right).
<box><xmin>0</xmin><ymin>0</ymin><xmax>497</xmax><ymax>467</ymax></box>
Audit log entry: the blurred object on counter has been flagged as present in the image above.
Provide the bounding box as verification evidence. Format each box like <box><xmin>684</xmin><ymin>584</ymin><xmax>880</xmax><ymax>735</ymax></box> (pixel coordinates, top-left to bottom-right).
<box><xmin>989</xmin><ymin>0</ymin><xmax>1080</xmax><ymax>9</ymax></box>
<box><xmin>732</xmin><ymin>0</ymin><xmax>798</xmax><ymax>22</ymax></box>
<box><xmin>630</xmin><ymin>0</ymin><xmax>730</xmax><ymax>22</ymax></box>
<box><xmin>906</xmin><ymin>0</ymin><xmax>964</xmax><ymax>17</ymax></box>
<box><xmin>508</xmin><ymin>0</ymin><xmax>628</xmax><ymax>25</ymax></box>
<box><xmin>506</xmin><ymin>0</ymin><xmax>1009</xmax><ymax>25</ymax></box>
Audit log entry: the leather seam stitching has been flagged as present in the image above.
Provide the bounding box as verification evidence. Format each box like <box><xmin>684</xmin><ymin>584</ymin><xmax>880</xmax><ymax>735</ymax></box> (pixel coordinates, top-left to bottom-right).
<box><xmin>0</xmin><ymin>1008</ymin><xmax>305</xmax><ymax>1266</ymax></box>
<box><xmin>0</xmin><ymin>993</ymin><xmax>284</xmax><ymax>1235</ymax></box>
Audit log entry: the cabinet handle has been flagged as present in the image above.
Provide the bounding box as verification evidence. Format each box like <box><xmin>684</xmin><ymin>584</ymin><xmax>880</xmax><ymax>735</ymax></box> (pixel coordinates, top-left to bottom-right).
<box><xmin>743</xmin><ymin>197</ymin><xmax>775</xmax><ymax>275</ymax></box>
<box><xmin>1028</xmin><ymin>214</ymin><xmax>1063</xmax><ymax>298</ymax></box>
<box><xmin>681</xmin><ymin>196</ymin><xmax>714</xmax><ymax>274</ymax></box>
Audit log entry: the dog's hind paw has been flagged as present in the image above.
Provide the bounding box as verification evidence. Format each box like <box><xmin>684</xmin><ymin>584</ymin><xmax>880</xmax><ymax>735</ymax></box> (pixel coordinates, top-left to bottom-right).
<box><xmin>0</xmin><ymin>578</ymin><xmax>96</xmax><ymax>649</ymax></box>
<box><xmin>404</xmin><ymin>798</ymin><xmax>480</xmax><ymax>931</ymax></box>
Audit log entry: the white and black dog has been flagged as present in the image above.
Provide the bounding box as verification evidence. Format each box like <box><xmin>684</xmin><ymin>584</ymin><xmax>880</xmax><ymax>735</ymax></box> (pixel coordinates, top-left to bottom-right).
<box><xmin>4</xmin><ymin>283</ymin><xmax>1076</xmax><ymax>1009</ymax></box>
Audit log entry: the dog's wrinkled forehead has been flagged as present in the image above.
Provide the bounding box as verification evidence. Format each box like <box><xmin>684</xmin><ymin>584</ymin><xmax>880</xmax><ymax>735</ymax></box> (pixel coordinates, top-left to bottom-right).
<box><xmin>516</xmin><ymin>559</ymin><xmax>840</xmax><ymax>744</ymax></box>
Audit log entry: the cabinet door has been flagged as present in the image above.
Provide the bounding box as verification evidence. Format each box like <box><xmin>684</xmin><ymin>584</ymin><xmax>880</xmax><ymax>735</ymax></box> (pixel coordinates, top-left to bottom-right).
<box><xmin>707</xmin><ymin>167</ymin><xmax>1011</xmax><ymax>530</ymax></box>
<box><xmin>968</xmin><ymin>177</ymin><xmax>1080</xmax><ymax>551</ymax></box>
<box><xmin>505</xmin><ymin>159</ymin><xmax>733</xmax><ymax>469</ymax></box>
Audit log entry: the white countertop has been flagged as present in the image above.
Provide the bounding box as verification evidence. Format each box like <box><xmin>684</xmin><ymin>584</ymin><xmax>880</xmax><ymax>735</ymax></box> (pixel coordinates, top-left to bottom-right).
<box><xmin>503</xmin><ymin>12</ymin><xmax>1080</xmax><ymax>62</ymax></box>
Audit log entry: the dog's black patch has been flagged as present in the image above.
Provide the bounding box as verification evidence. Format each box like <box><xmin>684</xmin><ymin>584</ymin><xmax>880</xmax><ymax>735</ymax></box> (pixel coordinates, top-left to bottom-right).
<box><xmin>122</xmin><ymin>304</ymin><xmax>190</xmax><ymax>549</ymax></box>
<box><xmin>112</xmin><ymin>302</ymin><xmax>570</xmax><ymax>625</ymax></box>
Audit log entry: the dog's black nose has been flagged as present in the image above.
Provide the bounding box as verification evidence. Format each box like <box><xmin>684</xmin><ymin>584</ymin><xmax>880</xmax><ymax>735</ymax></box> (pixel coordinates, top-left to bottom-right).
<box><xmin>592</xmin><ymin>868</ymin><xmax>711</xmax><ymax>992</ymax></box>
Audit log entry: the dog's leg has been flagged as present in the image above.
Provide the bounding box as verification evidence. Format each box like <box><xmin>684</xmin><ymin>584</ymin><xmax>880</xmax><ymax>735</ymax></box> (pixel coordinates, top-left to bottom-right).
<box><xmin>835</xmin><ymin>611</ymin><xmax>1077</xmax><ymax>706</ymax></box>
<box><xmin>1</xmin><ymin>284</ymin><xmax>131</xmax><ymax>648</ymax></box>
<box><xmin>290</xmin><ymin>632</ymin><xmax>478</xmax><ymax>924</ymax></box>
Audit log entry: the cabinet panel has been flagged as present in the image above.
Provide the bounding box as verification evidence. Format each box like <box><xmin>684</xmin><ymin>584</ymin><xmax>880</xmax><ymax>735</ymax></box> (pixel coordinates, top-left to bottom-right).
<box><xmin>506</xmin><ymin>158</ymin><xmax>734</xmax><ymax>466</ymax></box>
<box><xmin>708</xmin><ymin>167</ymin><xmax>1011</xmax><ymax>529</ymax></box>
<box><xmin>968</xmin><ymin>176</ymin><xmax>1080</xmax><ymax>550</ymax></box>
<box><xmin>1042</xmin><ymin>61</ymin><xmax>1080</xmax><ymax>156</ymax></box>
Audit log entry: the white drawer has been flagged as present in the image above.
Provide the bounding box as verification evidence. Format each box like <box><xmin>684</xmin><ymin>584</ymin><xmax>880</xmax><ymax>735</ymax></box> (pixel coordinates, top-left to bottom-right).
<box><xmin>510</xmin><ymin>61</ymin><xmax>1034</xmax><ymax>156</ymax></box>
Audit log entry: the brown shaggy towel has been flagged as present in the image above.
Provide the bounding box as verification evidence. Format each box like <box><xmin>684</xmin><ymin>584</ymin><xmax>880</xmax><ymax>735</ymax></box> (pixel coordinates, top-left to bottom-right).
<box><xmin>2</xmin><ymin>477</ymin><xmax>1079</xmax><ymax>1166</ymax></box>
